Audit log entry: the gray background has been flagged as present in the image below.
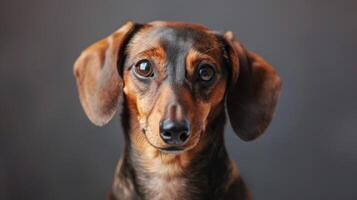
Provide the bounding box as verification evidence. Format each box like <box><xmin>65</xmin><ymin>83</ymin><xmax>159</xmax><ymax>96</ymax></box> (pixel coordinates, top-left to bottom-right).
<box><xmin>1</xmin><ymin>0</ymin><xmax>357</xmax><ymax>199</ymax></box>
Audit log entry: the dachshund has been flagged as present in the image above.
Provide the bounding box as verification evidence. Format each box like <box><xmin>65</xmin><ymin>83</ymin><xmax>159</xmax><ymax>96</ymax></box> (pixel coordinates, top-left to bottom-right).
<box><xmin>73</xmin><ymin>21</ymin><xmax>281</xmax><ymax>200</ymax></box>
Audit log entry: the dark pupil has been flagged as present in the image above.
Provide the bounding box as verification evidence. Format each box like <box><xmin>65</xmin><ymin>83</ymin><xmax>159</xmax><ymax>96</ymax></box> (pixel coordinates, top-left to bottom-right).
<box><xmin>199</xmin><ymin>66</ymin><xmax>214</xmax><ymax>81</ymax></box>
<box><xmin>136</xmin><ymin>60</ymin><xmax>152</xmax><ymax>76</ymax></box>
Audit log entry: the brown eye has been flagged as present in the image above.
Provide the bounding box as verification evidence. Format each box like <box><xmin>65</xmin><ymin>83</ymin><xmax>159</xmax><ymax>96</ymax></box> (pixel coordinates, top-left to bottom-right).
<box><xmin>198</xmin><ymin>63</ymin><xmax>215</xmax><ymax>82</ymax></box>
<box><xmin>134</xmin><ymin>59</ymin><xmax>153</xmax><ymax>78</ymax></box>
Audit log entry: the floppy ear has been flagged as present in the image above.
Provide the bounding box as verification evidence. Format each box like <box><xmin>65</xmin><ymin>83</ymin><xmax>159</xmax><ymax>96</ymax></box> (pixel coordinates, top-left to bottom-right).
<box><xmin>73</xmin><ymin>21</ymin><xmax>139</xmax><ymax>126</ymax></box>
<box><xmin>223</xmin><ymin>31</ymin><xmax>282</xmax><ymax>141</ymax></box>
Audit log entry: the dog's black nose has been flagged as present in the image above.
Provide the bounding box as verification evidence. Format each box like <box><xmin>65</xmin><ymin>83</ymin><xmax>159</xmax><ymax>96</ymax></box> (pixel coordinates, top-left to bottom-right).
<box><xmin>159</xmin><ymin>119</ymin><xmax>190</xmax><ymax>145</ymax></box>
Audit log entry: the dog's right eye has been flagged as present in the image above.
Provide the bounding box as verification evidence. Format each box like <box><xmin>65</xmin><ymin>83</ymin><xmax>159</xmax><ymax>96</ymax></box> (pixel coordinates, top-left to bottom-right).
<box><xmin>134</xmin><ymin>59</ymin><xmax>154</xmax><ymax>78</ymax></box>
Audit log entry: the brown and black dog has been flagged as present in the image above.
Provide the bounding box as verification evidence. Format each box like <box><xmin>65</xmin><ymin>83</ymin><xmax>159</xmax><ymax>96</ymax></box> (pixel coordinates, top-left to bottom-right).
<box><xmin>73</xmin><ymin>21</ymin><xmax>281</xmax><ymax>200</ymax></box>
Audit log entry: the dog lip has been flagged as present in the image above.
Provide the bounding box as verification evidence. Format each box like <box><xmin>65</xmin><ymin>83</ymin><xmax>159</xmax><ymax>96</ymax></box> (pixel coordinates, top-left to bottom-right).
<box><xmin>161</xmin><ymin>146</ymin><xmax>184</xmax><ymax>151</ymax></box>
<box><xmin>159</xmin><ymin>146</ymin><xmax>185</xmax><ymax>154</ymax></box>
<box><xmin>142</xmin><ymin>129</ymin><xmax>202</xmax><ymax>155</ymax></box>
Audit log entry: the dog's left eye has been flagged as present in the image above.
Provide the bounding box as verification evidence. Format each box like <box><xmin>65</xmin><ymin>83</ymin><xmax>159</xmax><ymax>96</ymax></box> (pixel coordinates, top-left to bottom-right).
<box><xmin>198</xmin><ymin>63</ymin><xmax>215</xmax><ymax>82</ymax></box>
<box><xmin>134</xmin><ymin>59</ymin><xmax>154</xmax><ymax>78</ymax></box>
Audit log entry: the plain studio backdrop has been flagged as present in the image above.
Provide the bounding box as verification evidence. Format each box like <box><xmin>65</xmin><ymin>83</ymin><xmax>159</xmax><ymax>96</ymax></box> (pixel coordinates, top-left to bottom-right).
<box><xmin>1</xmin><ymin>0</ymin><xmax>356</xmax><ymax>199</ymax></box>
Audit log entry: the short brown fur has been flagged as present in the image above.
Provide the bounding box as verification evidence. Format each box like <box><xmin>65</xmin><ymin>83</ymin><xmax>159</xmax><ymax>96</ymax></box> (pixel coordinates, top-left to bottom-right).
<box><xmin>74</xmin><ymin>21</ymin><xmax>281</xmax><ymax>200</ymax></box>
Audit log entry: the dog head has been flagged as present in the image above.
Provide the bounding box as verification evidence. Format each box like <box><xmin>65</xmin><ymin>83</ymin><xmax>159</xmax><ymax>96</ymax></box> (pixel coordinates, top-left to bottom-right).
<box><xmin>74</xmin><ymin>21</ymin><xmax>281</xmax><ymax>155</ymax></box>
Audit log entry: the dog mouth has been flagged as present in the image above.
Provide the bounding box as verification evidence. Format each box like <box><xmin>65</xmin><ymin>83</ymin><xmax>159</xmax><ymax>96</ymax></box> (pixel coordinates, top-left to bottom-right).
<box><xmin>157</xmin><ymin>136</ymin><xmax>201</xmax><ymax>154</ymax></box>
<box><xmin>159</xmin><ymin>146</ymin><xmax>185</xmax><ymax>154</ymax></box>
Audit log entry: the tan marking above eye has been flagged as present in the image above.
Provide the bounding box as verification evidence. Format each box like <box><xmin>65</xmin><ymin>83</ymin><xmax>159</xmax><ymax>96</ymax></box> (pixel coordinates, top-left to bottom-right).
<box><xmin>185</xmin><ymin>49</ymin><xmax>220</xmax><ymax>76</ymax></box>
<box><xmin>126</xmin><ymin>38</ymin><xmax>166</xmax><ymax>64</ymax></box>
<box><xmin>139</xmin><ymin>47</ymin><xmax>166</xmax><ymax>59</ymax></box>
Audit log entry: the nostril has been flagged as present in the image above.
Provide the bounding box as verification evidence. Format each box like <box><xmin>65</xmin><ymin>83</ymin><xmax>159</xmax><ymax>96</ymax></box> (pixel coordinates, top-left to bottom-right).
<box><xmin>161</xmin><ymin>131</ymin><xmax>172</xmax><ymax>140</ymax></box>
<box><xmin>179</xmin><ymin>131</ymin><xmax>189</xmax><ymax>142</ymax></box>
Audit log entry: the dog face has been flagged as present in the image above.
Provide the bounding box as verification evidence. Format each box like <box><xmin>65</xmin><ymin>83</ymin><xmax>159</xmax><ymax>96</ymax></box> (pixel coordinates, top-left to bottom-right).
<box><xmin>122</xmin><ymin>22</ymin><xmax>229</xmax><ymax>153</ymax></box>
<box><xmin>74</xmin><ymin>21</ymin><xmax>281</xmax><ymax>155</ymax></box>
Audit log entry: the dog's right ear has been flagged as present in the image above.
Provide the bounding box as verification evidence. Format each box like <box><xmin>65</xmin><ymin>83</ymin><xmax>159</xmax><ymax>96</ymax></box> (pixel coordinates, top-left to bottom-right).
<box><xmin>73</xmin><ymin>21</ymin><xmax>139</xmax><ymax>126</ymax></box>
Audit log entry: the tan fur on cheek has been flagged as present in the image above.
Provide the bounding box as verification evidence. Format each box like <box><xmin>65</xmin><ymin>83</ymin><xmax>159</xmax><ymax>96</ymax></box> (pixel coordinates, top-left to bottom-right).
<box><xmin>211</xmin><ymin>79</ymin><xmax>227</xmax><ymax>105</ymax></box>
<box><xmin>123</xmin><ymin>72</ymin><xmax>152</xmax><ymax>128</ymax></box>
<box><xmin>201</xmin><ymin>78</ymin><xmax>227</xmax><ymax>123</ymax></box>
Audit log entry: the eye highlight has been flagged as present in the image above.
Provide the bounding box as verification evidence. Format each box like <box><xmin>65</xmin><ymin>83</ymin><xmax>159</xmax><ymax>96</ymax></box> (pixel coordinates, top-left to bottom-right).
<box><xmin>134</xmin><ymin>59</ymin><xmax>154</xmax><ymax>78</ymax></box>
<box><xmin>198</xmin><ymin>63</ymin><xmax>215</xmax><ymax>82</ymax></box>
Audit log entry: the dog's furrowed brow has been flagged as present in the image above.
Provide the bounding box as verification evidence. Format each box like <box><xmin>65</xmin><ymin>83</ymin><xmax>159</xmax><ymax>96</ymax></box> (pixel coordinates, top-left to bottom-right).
<box><xmin>136</xmin><ymin>47</ymin><xmax>165</xmax><ymax>59</ymax></box>
<box><xmin>190</xmin><ymin>47</ymin><xmax>217</xmax><ymax>59</ymax></box>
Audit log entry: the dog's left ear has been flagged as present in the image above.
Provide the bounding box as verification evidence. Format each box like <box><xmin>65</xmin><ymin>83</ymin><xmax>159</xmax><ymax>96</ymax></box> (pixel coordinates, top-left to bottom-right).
<box><xmin>222</xmin><ymin>31</ymin><xmax>282</xmax><ymax>141</ymax></box>
<box><xmin>73</xmin><ymin>21</ymin><xmax>139</xmax><ymax>126</ymax></box>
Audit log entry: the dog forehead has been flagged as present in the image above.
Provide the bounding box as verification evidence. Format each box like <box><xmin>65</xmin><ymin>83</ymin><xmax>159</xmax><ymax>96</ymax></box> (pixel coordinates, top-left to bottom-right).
<box><xmin>128</xmin><ymin>24</ymin><xmax>218</xmax><ymax>56</ymax></box>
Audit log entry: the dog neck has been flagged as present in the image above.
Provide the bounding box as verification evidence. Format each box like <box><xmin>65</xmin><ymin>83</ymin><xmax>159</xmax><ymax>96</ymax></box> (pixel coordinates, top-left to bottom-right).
<box><xmin>110</xmin><ymin>103</ymin><xmax>239</xmax><ymax>200</ymax></box>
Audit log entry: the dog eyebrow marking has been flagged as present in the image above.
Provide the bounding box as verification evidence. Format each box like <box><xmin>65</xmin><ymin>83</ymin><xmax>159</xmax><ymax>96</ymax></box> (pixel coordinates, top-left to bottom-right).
<box><xmin>185</xmin><ymin>48</ymin><xmax>219</xmax><ymax>77</ymax></box>
<box><xmin>189</xmin><ymin>48</ymin><xmax>217</xmax><ymax>61</ymax></box>
<box><xmin>136</xmin><ymin>47</ymin><xmax>166</xmax><ymax>59</ymax></box>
